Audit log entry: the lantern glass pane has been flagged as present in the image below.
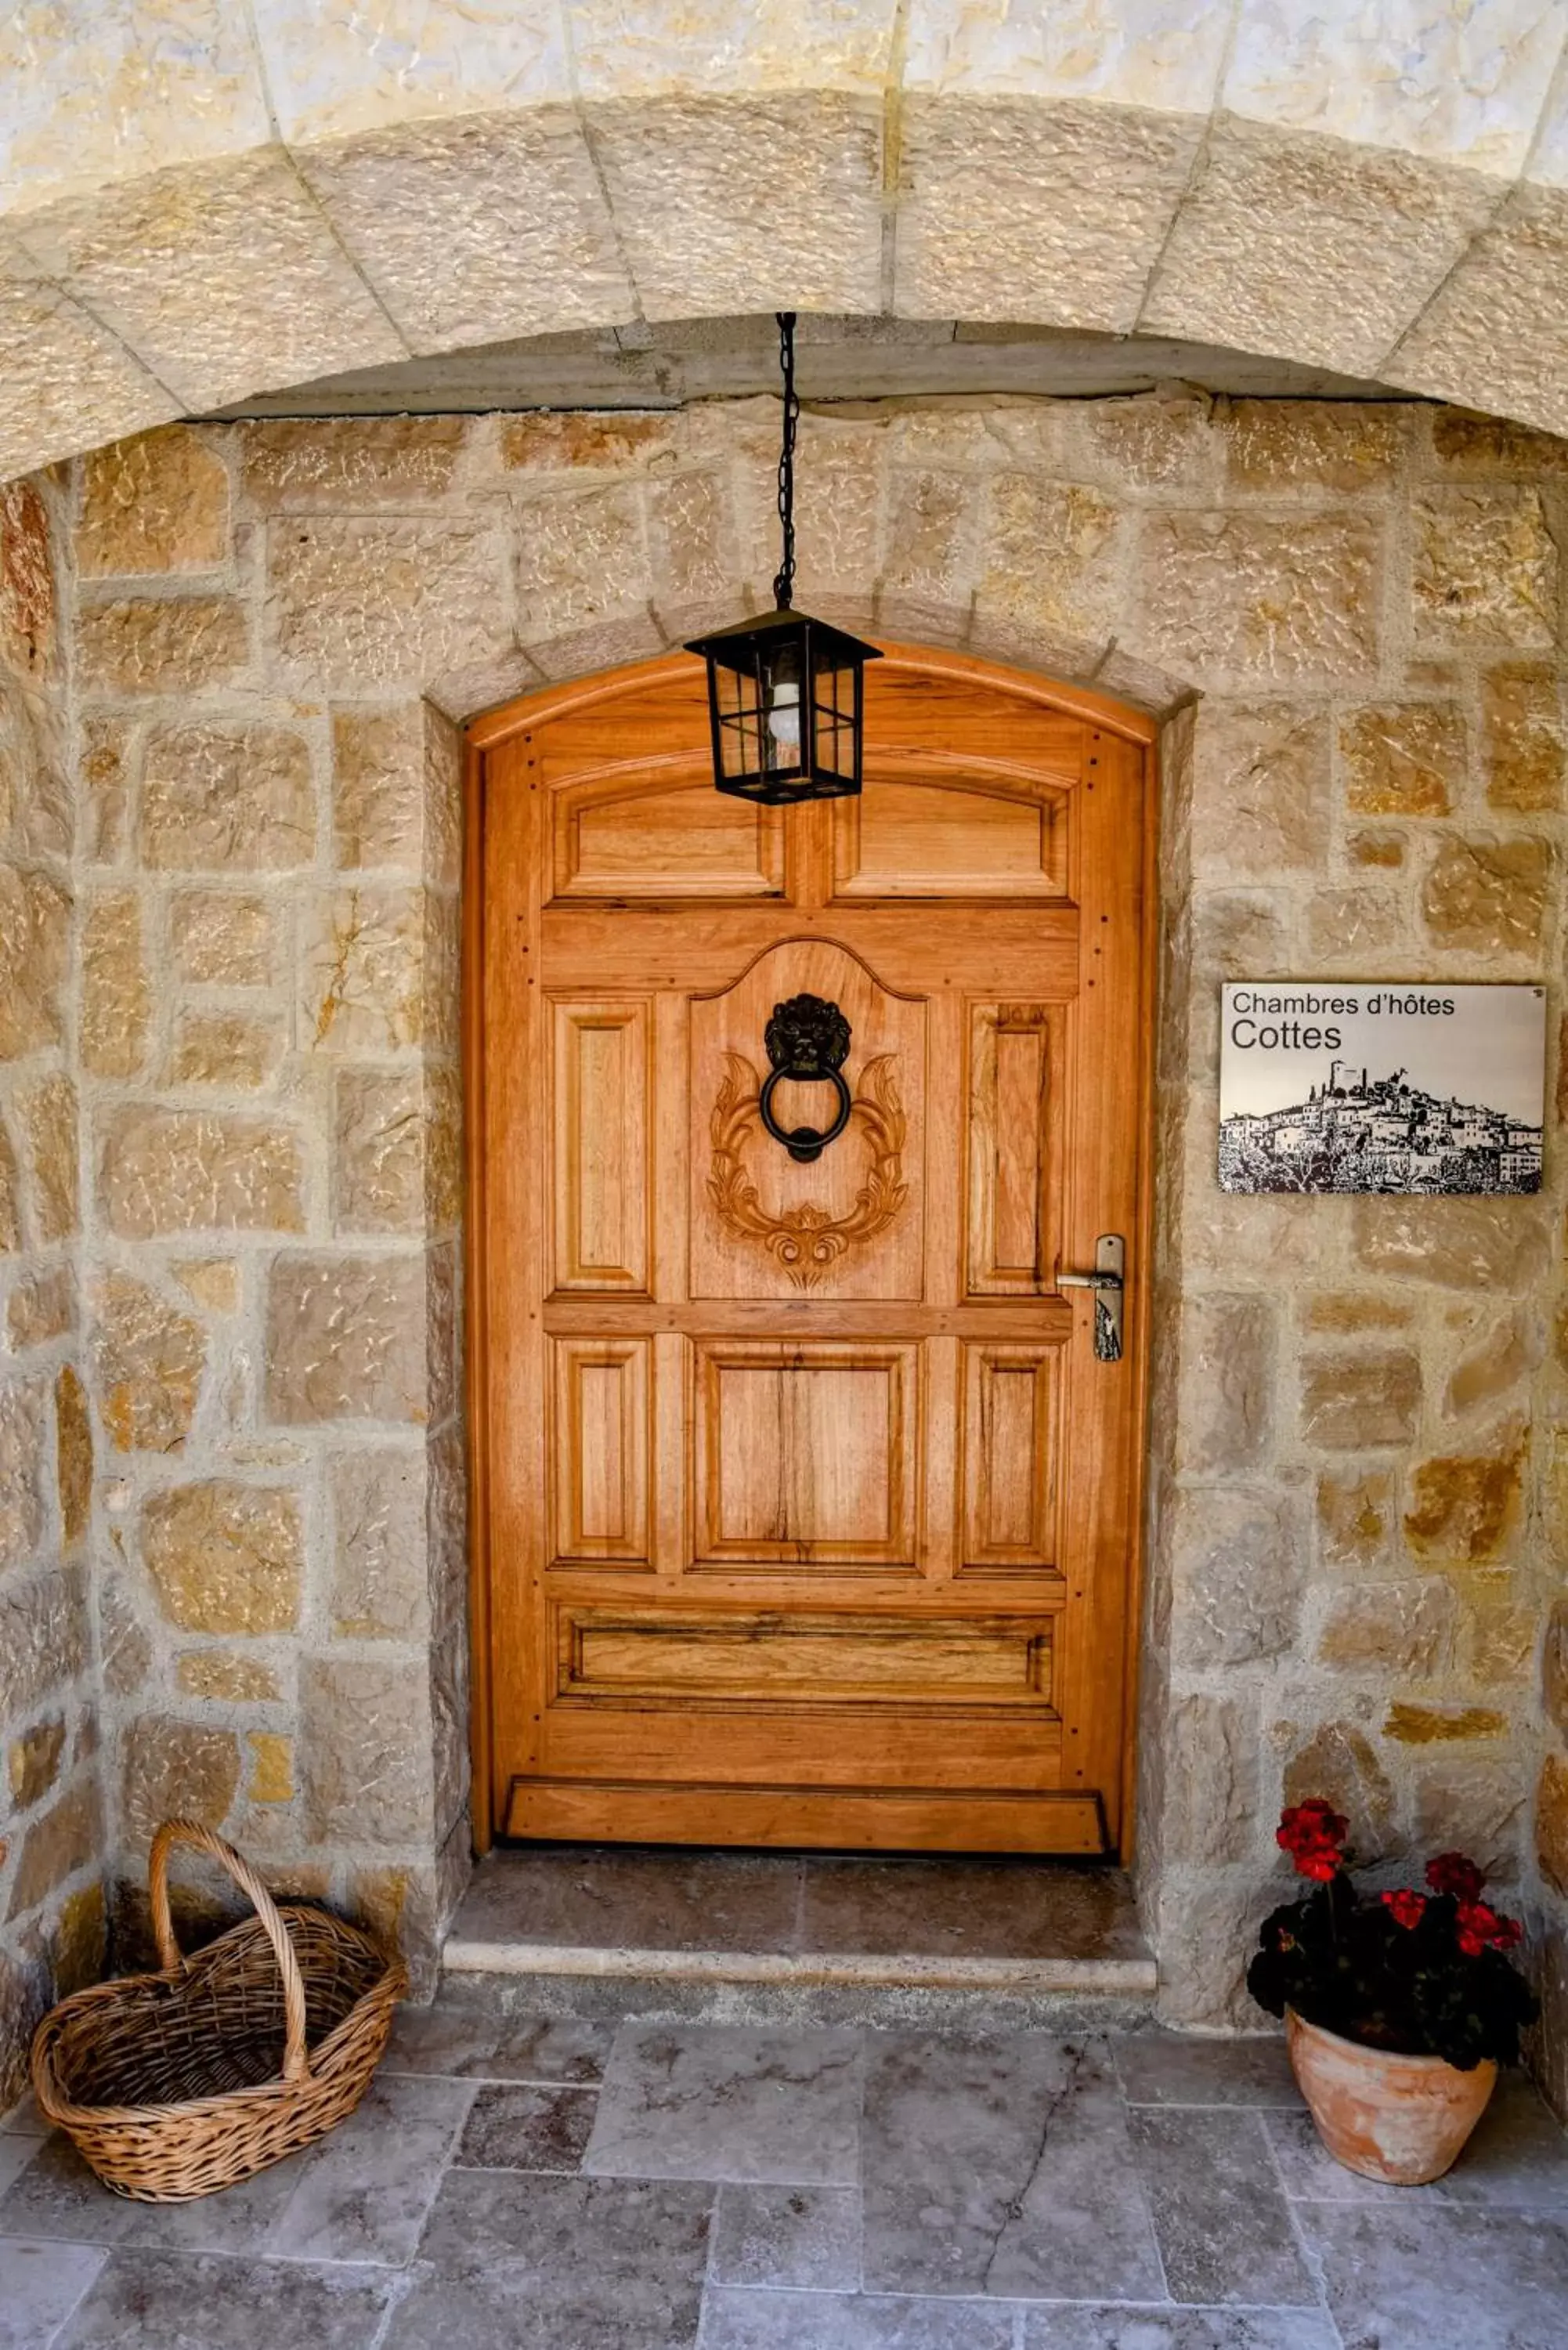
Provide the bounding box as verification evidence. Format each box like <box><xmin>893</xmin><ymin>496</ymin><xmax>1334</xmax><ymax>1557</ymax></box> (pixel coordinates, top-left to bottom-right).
<box><xmin>811</xmin><ymin>654</ymin><xmax>858</xmax><ymax>786</ymax></box>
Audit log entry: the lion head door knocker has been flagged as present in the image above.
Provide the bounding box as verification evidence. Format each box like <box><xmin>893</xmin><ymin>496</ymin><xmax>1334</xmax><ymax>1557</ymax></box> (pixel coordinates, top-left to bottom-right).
<box><xmin>761</xmin><ymin>995</ymin><xmax>852</xmax><ymax>1163</ymax></box>
<box><xmin>709</xmin><ymin>993</ymin><xmax>909</xmax><ymax>1289</ymax></box>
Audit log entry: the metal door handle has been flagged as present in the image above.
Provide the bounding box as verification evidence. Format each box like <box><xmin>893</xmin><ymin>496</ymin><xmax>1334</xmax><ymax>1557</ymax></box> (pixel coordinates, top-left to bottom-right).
<box><xmin>1058</xmin><ymin>1235</ymin><xmax>1125</xmax><ymax>1361</ymax></box>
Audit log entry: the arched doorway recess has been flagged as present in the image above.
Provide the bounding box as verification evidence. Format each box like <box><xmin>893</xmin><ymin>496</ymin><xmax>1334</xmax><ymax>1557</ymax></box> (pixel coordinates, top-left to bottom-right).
<box><xmin>464</xmin><ymin>642</ymin><xmax>1156</xmax><ymax>1857</ymax></box>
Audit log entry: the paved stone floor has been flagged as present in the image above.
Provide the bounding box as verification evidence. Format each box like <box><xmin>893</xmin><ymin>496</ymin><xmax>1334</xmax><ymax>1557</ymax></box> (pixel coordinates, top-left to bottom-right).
<box><xmin>2</xmin><ymin>2015</ymin><xmax>1566</xmax><ymax>2348</ymax></box>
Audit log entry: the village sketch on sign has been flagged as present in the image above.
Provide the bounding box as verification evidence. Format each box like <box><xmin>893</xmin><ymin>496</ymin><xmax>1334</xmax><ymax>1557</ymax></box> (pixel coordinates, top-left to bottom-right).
<box><xmin>1218</xmin><ymin>985</ymin><xmax>1546</xmax><ymax>1196</ymax></box>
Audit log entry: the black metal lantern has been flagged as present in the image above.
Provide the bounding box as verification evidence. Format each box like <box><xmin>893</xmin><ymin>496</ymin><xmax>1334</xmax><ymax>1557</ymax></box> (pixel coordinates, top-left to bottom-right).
<box><xmin>687</xmin><ymin>314</ymin><xmax>880</xmax><ymax>804</ymax></box>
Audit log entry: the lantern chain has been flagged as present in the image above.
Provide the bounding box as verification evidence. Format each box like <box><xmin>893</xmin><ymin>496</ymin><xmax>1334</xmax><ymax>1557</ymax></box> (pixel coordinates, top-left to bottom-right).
<box><xmin>773</xmin><ymin>310</ymin><xmax>798</xmax><ymax>611</ymax></box>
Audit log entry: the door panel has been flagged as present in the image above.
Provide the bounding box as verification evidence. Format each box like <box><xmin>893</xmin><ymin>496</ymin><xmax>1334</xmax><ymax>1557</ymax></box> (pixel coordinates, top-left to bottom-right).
<box><xmin>473</xmin><ymin>645</ymin><xmax>1152</xmax><ymax>1854</ymax></box>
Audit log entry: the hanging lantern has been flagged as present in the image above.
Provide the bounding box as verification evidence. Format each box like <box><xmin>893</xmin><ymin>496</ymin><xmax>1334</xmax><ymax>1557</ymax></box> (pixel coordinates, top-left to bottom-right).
<box><xmin>687</xmin><ymin>314</ymin><xmax>880</xmax><ymax>804</ymax></box>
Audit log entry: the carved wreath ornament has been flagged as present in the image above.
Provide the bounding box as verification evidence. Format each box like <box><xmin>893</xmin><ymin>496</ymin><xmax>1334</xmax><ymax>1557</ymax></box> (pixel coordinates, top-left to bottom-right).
<box><xmin>707</xmin><ymin>996</ymin><xmax>908</xmax><ymax>1289</ymax></box>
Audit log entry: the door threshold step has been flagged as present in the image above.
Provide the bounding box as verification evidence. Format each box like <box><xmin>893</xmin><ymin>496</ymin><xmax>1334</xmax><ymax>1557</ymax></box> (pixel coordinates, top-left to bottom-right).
<box><xmin>439</xmin><ymin>1846</ymin><xmax>1155</xmax><ymax>2029</ymax></box>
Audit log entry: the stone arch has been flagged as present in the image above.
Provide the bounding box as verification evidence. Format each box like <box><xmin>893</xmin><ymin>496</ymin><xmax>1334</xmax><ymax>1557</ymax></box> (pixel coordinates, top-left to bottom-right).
<box><xmin>5</xmin><ymin>2</ymin><xmax>1568</xmax><ymax>483</ymax></box>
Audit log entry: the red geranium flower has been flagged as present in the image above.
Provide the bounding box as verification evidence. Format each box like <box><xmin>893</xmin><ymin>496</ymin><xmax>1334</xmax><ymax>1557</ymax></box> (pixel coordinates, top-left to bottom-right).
<box><xmin>1426</xmin><ymin>1851</ymin><xmax>1485</xmax><ymax>1903</ymax></box>
<box><xmin>1454</xmin><ymin>1900</ymin><xmax>1523</xmax><ymax>1958</ymax></box>
<box><xmin>1382</xmin><ymin>1889</ymin><xmax>1426</xmax><ymax>1931</ymax></box>
<box><xmin>1277</xmin><ymin>1800</ymin><xmax>1349</xmax><ymax>1879</ymax></box>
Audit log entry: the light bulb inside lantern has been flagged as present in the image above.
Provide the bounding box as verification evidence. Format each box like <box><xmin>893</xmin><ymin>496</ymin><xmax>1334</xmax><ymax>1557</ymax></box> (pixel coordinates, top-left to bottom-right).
<box><xmin>766</xmin><ymin>676</ymin><xmax>801</xmax><ymax>764</ymax></box>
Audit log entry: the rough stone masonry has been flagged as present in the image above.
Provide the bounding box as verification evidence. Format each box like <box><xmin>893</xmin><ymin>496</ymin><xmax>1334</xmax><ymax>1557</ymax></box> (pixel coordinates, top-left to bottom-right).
<box><xmin>2</xmin><ymin>389</ymin><xmax>1567</xmax><ymax>2112</ymax></box>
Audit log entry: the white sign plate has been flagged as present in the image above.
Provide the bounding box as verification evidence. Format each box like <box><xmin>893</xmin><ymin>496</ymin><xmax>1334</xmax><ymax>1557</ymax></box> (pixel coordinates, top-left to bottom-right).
<box><xmin>1219</xmin><ymin>983</ymin><xmax>1546</xmax><ymax>1195</ymax></box>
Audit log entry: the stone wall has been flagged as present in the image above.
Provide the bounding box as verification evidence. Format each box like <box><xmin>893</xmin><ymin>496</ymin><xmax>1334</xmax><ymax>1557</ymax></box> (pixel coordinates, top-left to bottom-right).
<box><xmin>0</xmin><ymin>474</ymin><xmax>106</xmax><ymax>2107</ymax></box>
<box><xmin>3</xmin><ymin>389</ymin><xmax>1567</xmax><ymax>2108</ymax></box>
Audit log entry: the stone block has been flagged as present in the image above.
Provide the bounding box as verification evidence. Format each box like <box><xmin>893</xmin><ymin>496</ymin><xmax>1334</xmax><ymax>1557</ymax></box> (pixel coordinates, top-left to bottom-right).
<box><xmin>169</xmin><ymin>1260</ymin><xmax>241</xmax><ymax>1315</ymax></box>
<box><xmin>170</xmin><ymin>890</ymin><xmax>280</xmax><ymax>988</ymax></box>
<box><xmin>883</xmin><ymin>470</ymin><xmax>973</xmax><ymax>601</ymax></box>
<box><xmin>120</xmin><ymin>1715</ymin><xmax>240</xmax><ymax>1851</ymax></box>
<box><xmin>302</xmin><ymin>885</ymin><xmax>447</xmax><ymax>1054</ymax></box>
<box><xmin>246</xmin><ymin>1732</ymin><xmax>293</xmax><ymax>1804</ymax></box>
<box><xmin>97</xmin><ymin>1108</ymin><xmax>304</xmax><ymax>1239</ymax></box>
<box><xmin>1545</xmin><ymin>1600</ymin><xmax>1568</xmax><ymax>1740</ymax></box>
<box><xmin>0</xmin><ymin>863</ymin><xmax>68</xmax><ymax>1058</ymax></box>
<box><xmin>1153</xmin><ymin>1872</ymin><xmax>1263</xmax><ymax>2033</ymax></box>
<box><xmin>1429</xmin><ymin>410</ymin><xmax>1568</xmax><ymax>476</ymax></box>
<box><xmin>241</xmin><ymin>418</ymin><xmax>466</xmax><ymax>508</ymax></box>
<box><xmin>980</xmin><ymin>473</ymin><xmax>1119</xmax><ymax>640</ymax></box>
<box><xmin>8</xmin><ymin>1716</ymin><xmax>66</xmax><ymax>1807</ymax></box>
<box><xmin>268</xmin><ymin>517</ymin><xmax>509</xmax><ymax>691</ymax></box>
<box><xmin>333</xmin><ymin>705</ymin><xmax>425</xmax><ymax>873</ymax></box>
<box><xmin>1411</xmin><ymin>487</ymin><xmax>1558</xmax><ymax>649</ymax></box>
<box><xmin>1284</xmin><ymin>1722</ymin><xmax>1396</xmax><ymax>1862</ymax></box>
<box><xmin>1223</xmin><ymin>401</ymin><xmax>1410</xmax><ymax>493</ymax></box>
<box><xmin>1347</xmin><ymin>829</ymin><xmax>1406</xmax><ymax>868</ymax></box>
<box><xmin>96</xmin><ymin>1574</ymin><xmax>151</xmax><ymax>1701</ymax></box>
<box><xmin>1136</xmin><ymin>510</ymin><xmax>1378</xmax><ymax>682</ymax></box>
<box><xmin>0</xmin><ymin>479</ymin><xmax>57</xmax><ymax>680</ymax></box>
<box><xmin>1170</xmin><ymin>1486</ymin><xmax>1302</xmax><ymax>1668</ymax></box>
<box><xmin>1316</xmin><ymin>1469</ymin><xmax>1397</xmax><ymax>1568</ymax></box>
<box><xmin>1299</xmin><ymin>1350</ymin><xmax>1421</xmax><ymax>1449</ymax></box>
<box><xmin>1339</xmin><ymin>703</ymin><xmax>1464</xmax><ymax>816</ymax></box>
<box><xmin>0</xmin><ymin>1375</ymin><xmax>48</xmax><ymax>1570</ymax></box>
<box><xmin>5</xmin><ymin>1777</ymin><xmax>102</xmax><ymax>1920</ymax></box>
<box><xmin>1462</xmin><ymin>1576</ymin><xmax>1536</xmax><ymax>1684</ymax></box>
<box><xmin>168</xmin><ymin>1011</ymin><xmax>284</xmax><ymax>1091</ymax></box>
<box><xmin>19</xmin><ymin>1076</ymin><xmax>78</xmax><ymax>1244</ymax></box>
<box><xmin>0</xmin><ymin>1565</ymin><xmax>89</xmax><ymax>1723</ymax></box>
<box><xmin>1482</xmin><ymin>662</ymin><xmax>1565</xmax><ymax>810</ymax></box>
<box><xmin>1165</xmin><ymin>1694</ymin><xmax>1257</xmax><ymax>1867</ymax></box>
<box><xmin>301</xmin><ymin>1654</ymin><xmax>431</xmax><ymax>1844</ymax></box>
<box><xmin>80</xmin><ymin>889</ymin><xmax>150</xmax><ymax>1078</ymax></box>
<box><xmin>1420</xmin><ymin>832</ymin><xmax>1552</xmax><ymax>953</ymax></box>
<box><xmin>50</xmin><ymin>1878</ymin><xmax>107</xmax><ymax>1998</ymax></box>
<box><xmin>334</xmin><ymin>1067</ymin><xmax>461</xmax><ymax>1235</ymax></box>
<box><xmin>76</xmin><ymin>428</ymin><xmax>229</xmax><ymax>576</ymax></box>
<box><xmin>1077</xmin><ymin>398</ymin><xmax>1212</xmax><ymax>492</ymax></box>
<box><xmin>646</xmin><ymin>470</ymin><xmax>732</xmax><ymax>606</ymax></box>
<box><xmin>0</xmin><ymin>1943</ymin><xmax>49</xmax><ymax>2110</ymax></box>
<box><xmin>265</xmin><ymin>1253</ymin><xmax>433</xmax><ymax>1424</ymax></box>
<box><xmin>76</xmin><ymin>595</ymin><xmax>249</xmax><ymax>694</ymax></box>
<box><xmin>1414</xmin><ymin>1757</ymin><xmax>1523</xmax><ymax>1884</ymax></box>
<box><xmin>1384</xmin><ymin>1703</ymin><xmax>1506</xmax><ymax>1744</ymax></box>
<box><xmin>78</xmin><ymin>714</ymin><xmax>135</xmax><ymax>861</ymax></box>
<box><xmin>140</xmin><ymin>723</ymin><xmax>314</xmax><ymax>871</ymax></box>
<box><xmin>1353</xmin><ymin>1197</ymin><xmax>1547</xmax><ymax>1289</ymax></box>
<box><xmin>331</xmin><ymin>1429</ymin><xmax>430</xmax><ymax>1636</ymax></box>
<box><xmin>1404</xmin><ymin>1441</ymin><xmax>1526</xmax><ymax>1564</ymax></box>
<box><xmin>502</xmin><ymin>414</ymin><xmax>675</xmax><ymax>472</ymax></box>
<box><xmin>91</xmin><ymin>1272</ymin><xmax>205</xmax><ymax>1453</ymax></box>
<box><xmin>1444</xmin><ymin>1311</ymin><xmax>1539</xmax><ymax>1416</ymax></box>
<box><xmin>1190</xmin><ymin>701</ymin><xmax>1329</xmax><ymax>878</ymax></box>
<box><xmin>1539</xmin><ymin>1753</ymin><xmax>1568</xmax><ymax>1899</ymax></box>
<box><xmin>141</xmin><ymin>1480</ymin><xmax>302</xmax><ymax>1636</ymax></box>
<box><xmin>52</xmin><ymin>1365</ymin><xmax>91</xmax><ymax>1548</ymax></box>
<box><xmin>1317</xmin><ymin>1580</ymin><xmax>1453</xmax><ymax>1677</ymax></box>
<box><xmin>5</xmin><ymin>1264</ymin><xmax>74</xmax><ymax>1350</ymax></box>
<box><xmin>1302</xmin><ymin>1295</ymin><xmax>1413</xmax><ymax>1336</ymax></box>
<box><xmin>176</xmin><ymin>1651</ymin><xmax>280</xmax><ymax>1704</ymax></box>
<box><xmin>1176</xmin><ymin>1294</ymin><xmax>1274</xmax><ymax>1476</ymax></box>
<box><xmin>0</xmin><ymin>1115</ymin><xmax>20</xmax><ymax>1251</ymax></box>
<box><xmin>1302</xmin><ymin>886</ymin><xmax>1404</xmax><ymax>964</ymax></box>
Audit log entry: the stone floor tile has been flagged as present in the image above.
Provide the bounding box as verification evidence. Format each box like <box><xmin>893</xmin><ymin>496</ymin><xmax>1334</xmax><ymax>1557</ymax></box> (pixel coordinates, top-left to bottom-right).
<box><xmin>1115</xmin><ymin>2033</ymin><xmax>1302</xmax><ymax>2110</ymax></box>
<box><xmin>0</xmin><ymin>2097</ymin><xmax>47</xmax><ymax>2137</ymax></box>
<box><xmin>585</xmin><ymin>2024</ymin><xmax>861</xmax><ymax>2185</ymax></box>
<box><xmin>0</xmin><ymin>2237</ymin><xmax>108</xmax><ymax>2350</ymax></box>
<box><xmin>383</xmin><ymin>2004</ymin><xmax>616</xmax><ymax>2082</ymax></box>
<box><xmin>800</xmin><ymin>1861</ymin><xmax>1145</xmax><ymax>1963</ymax></box>
<box><xmin>54</xmin><ymin>2247</ymin><xmax>392</xmax><ymax>2349</ymax></box>
<box><xmin>709</xmin><ymin>2183</ymin><xmax>862</xmax><ymax>2289</ymax></box>
<box><xmin>861</xmin><ymin>2033</ymin><xmax>1165</xmax><ymax>2301</ymax></box>
<box><xmin>1020</xmin><ymin>2312</ymin><xmax>1339</xmax><ymax>2348</ymax></box>
<box><xmin>1295</xmin><ymin>2198</ymin><xmax>1568</xmax><ymax>2348</ymax></box>
<box><xmin>385</xmin><ymin>2167</ymin><xmax>712</xmax><ymax>2350</ymax></box>
<box><xmin>1265</xmin><ymin>2070</ymin><xmax>1568</xmax><ymax>2211</ymax></box>
<box><xmin>1128</xmin><ymin>2111</ymin><xmax>1317</xmax><ymax>2308</ymax></box>
<box><xmin>457</xmin><ymin>2081</ymin><xmax>598</xmax><ymax>2171</ymax></box>
<box><xmin>267</xmin><ymin>2073</ymin><xmax>473</xmax><ymax>2264</ymax></box>
<box><xmin>453</xmin><ymin>1849</ymin><xmax>804</xmax><ymax>1954</ymax></box>
<box><xmin>0</xmin><ymin>2138</ymin><xmax>141</xmax><ymax>2246</ymax></box>
<box><xmin>700</xmin><ymin>2288</ymin><xmax>1017</xmax><ymax>2349</ymax></box>
<box><xmin>0</xmin><ymin>2141</ymin><xmax>38</xmax><ymax>2197</ymax></box>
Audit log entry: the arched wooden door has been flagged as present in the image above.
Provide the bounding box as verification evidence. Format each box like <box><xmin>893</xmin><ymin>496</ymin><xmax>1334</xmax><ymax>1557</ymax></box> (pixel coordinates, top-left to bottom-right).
<box><xmin>465</xmin><ymin>645</ymin><xmax>1154</xmax><ymax>1854</ymax></box>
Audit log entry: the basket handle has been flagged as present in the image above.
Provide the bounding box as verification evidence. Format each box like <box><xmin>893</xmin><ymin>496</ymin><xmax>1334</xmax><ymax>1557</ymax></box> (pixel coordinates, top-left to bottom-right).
<box><xmin>149</xmin><ymin>1819</ymin><xmax>312</xmax><ymax>2085</ymax></box>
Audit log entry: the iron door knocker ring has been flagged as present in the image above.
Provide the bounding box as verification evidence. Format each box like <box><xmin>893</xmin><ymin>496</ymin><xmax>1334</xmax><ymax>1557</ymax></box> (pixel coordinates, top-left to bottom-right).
<box><xmin>759</xmin><ymin>993</ymin><xmax>854</xmax><ymax>1164</ymax></box>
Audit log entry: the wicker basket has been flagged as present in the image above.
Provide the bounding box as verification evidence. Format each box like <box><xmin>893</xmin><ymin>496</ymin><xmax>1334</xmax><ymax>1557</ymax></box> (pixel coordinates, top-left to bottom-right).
<box><xmin>31</xmin><ymin>1819</ymin><xmax>406</xmax><ymax>2202</ymax></box>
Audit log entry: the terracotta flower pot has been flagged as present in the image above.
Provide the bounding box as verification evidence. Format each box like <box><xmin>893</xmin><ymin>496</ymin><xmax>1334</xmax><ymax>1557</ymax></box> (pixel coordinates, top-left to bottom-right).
<box><xmin>1286</xmin><ymin>2008</ymin><xmax>1497</xmax><ymax>2185</ymax></box>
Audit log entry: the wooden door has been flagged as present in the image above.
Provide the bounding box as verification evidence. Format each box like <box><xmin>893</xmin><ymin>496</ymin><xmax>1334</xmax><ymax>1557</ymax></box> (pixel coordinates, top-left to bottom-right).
<box><xmin>467</xmin><ymin>645</ymin><xmax>1153</xmax><ymax>1854</ymax></box>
